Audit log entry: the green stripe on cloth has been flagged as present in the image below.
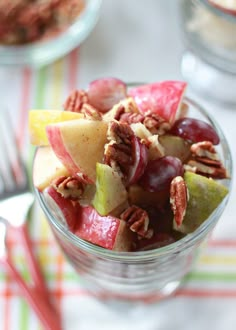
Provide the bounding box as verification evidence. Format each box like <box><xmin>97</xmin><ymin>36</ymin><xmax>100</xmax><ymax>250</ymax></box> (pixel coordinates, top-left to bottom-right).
<box><xmin>19</xmin><ymin>300</ymin><xmax>29</xmax><ymax>330</ymax></box>
<box><xmin>184</xmin><ymin>271</ymin><xmax>236</xmax><ymax>282</ymax></box>
<box><xmin>35</xmin><ymin>66</ymin><xmax>47</xmax><ymax>108</ymax></box>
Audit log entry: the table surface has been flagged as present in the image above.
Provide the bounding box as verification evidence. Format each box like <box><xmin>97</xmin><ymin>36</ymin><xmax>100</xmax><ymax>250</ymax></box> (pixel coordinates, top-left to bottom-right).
<box><xmin>0</xmin><ymin>1</ymin><xmax>236</xmax><ymax>329</ymax></box>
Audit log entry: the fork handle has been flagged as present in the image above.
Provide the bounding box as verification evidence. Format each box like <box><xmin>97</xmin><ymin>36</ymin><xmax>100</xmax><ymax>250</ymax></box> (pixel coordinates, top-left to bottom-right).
<box><xmin>18</xmin><ymin>224</ymin><xmax>60</xmax><ymax>315</ymax></box>
<box><xmin>2</xmin><ymin>257</ymin><xmax>62</xmax><ymax>330</ymax></box>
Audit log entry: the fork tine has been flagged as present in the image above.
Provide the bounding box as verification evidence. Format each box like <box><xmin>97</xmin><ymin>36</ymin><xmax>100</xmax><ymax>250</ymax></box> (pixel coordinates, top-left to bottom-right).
<box><xmin>0</xmin><ymin>116</ymin><xmax>16</xmax><ymax>192</ymax></box>
<box><xmin>4</xmin><ymin>110</ymin><xmax>27</xmax><ymax>186</ymax></box>
<box><xmin>0</xmin><ymin>109</ymin><xmax>27</xmax><ymax>193</ymax></box>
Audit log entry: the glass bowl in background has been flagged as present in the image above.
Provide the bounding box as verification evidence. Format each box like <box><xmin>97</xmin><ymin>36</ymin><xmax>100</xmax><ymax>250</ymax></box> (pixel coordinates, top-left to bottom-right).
<box><xmin>33</xmin><ymin>96</ymin><xmax>232</xmax><ymax>303</ymax></box>
<box><xmin>0</xmin><ymin>0</ymin><xmax>102</xmax><ymax>67</ymax></box>
<box><xmin>179</xmin><ymin>0</ymin><xmax>236</xmax><ymax>104</ymax></box>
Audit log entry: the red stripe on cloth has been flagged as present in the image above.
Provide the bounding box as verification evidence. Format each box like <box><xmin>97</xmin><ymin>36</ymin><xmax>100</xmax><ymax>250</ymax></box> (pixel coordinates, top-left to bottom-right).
<box><xmin>68</xmin><ymin>47</ymin><xmax>79</xmax><ymax>91</ymax></box>
<box><xmin>17</xmin><ymin>67</ymin><xmax>31</xmax><ymax>148</ymax></box>
<box><xmin>3</xmin><ymin>275</ymin><xmax>12</xmax><ymax>330</ymax></box>
<box><xmin>2</xmin><ymin>287</ymin><xmax>236</xmax><ymax>302</ymax></box>
<box><xmin>55</xmin><ymin>254</ymin><xmax>64</xmax><ymax>313</ymax></box>
<box><xmin>208</xmin><ymin>239</ymin><xmax>236</xmax><ymax>248</ymax></box>
<box><xmin>176</xmin><ymin>289</ymin><xmax>236</xmax><ymax>298</ymax></box>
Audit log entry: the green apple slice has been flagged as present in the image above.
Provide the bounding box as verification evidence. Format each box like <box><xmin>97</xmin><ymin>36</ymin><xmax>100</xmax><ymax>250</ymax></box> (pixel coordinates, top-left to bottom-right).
<box><xmin>174</xmin><ymin>171</ymin><xmax>229</xmax><ymax>234</ymax></box>
<box><xmin>92</xmin><ymin>163</ymin><xmax>128</xmax><ymax>216</ymax></box>
<box><xmin>159</xmin><ymin>135</ymin><xmax>191</xmax><ymax>163</ymax></box>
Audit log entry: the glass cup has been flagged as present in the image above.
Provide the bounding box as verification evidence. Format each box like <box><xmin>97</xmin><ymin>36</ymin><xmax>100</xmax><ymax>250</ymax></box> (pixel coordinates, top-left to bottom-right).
<box><xmin>0</xmin><ymin>0</ymin><xmax>102</xmax><ymax>67</ymax></box>
<box><xmin>179</xmin><ymin>0</ymin><xmax>236</xmax><ymax>104</ymax></box>
<box><xmin>34</xmin><ymin>96</ymin><xmax>232</xmax><ymax>303</ymax></box>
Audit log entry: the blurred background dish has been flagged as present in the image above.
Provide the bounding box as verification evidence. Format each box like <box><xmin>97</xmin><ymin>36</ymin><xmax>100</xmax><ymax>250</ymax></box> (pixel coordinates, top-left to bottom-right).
<box><xmin>180</xmin><ymin>0</ymin><xmax>236</xmax><ymax>104</ymax></box>
<box><xmin>0</xmin><ymin>0</ymin><xmax>102</xmax><ymax>67</ymax></box>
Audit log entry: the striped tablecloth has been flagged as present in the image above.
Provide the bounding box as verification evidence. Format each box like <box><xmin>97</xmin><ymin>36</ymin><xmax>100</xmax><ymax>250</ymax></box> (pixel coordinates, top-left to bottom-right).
<box><xmin>0</xmin><ymin>1</ymin><xmax>236</xmax><ymax>329</ymax></box>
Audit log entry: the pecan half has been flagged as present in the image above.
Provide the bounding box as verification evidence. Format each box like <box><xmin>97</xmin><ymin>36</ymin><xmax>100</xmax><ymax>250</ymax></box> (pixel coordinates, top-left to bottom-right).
<box><xmin>170</xmin><ymin>176</ymin><xmax>189</xmax><ymax>227</ymax></box>
<box><xmin>143</xmin><ymin>111</ymin><xmax>171</xmax><ymax>135</ymax></box>
<box><xmin>52</xmin><ymin>175</ymin><xmax>85</xmax><ymax>200</ymax></box>
<box><xmin>80</xmin><ymin>103</ymin><xmax>102</xmax><ymax>120</ymax></box>
<box><xmin>188</xmin><ymin>141</ymin><xmax>227</xmax><ymax>179</ymax></box>
<box><xmin>104</xmin><ymin>121</ymin><xmax>135</xmax><ymax>177</ymax></box>
<box><xmin>190</xmin><ymin>141</ymin><xmax>219</xmax><ymax>160</ymax></box>
<box><xmin>187</xmin><ymin>160</ymin><xmax>227</xmax><ymax>179</ymax></box>
<box><xmin>120</xmin><ymin>205</ymin><xmax>153</xmax><ymax>239</ymax></box>
<box><xmin>63</xmin><ymin>89</ymin><xmax>88</xmax><ymax>112</ymax></box>
<box><xmin>103</xmin><ymin>97</ymin><xmax>140</xmax><ymax>122</ymax></box>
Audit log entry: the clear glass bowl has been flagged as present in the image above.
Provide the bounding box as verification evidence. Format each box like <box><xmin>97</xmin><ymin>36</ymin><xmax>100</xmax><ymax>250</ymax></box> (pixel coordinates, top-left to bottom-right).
<box><xmin>0</xmin><ymin>0</ymin><xmax>102</xmax><ymax>67</ymax></box>
<box><xmin>34</xmin><ymin>96</ymin><xmax>232</xmax><ymax>303</ymax></box>
<box><xmin>179</xmin><ymin>0</ymin><xmax>236</xmax><ymax>103</ymax></box>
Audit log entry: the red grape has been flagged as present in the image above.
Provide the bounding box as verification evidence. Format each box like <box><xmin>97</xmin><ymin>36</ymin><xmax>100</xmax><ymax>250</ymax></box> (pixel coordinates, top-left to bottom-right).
<box><xmin>170</xmin><ymin>117</ymin><xmax>220</xmax><ymax>145</ymax></box>
<box><xmin>135</xmin><ymin>233</ymin><xmax>175</xmax><ymax>251</ymax></box>
<box><xmin>128</xmin><ymin>137</ymin><xmax>148</xmax><ymax>185</ymax></box>
<box><xmin>139</xmin><ymin>156</ymin><xmax>184</xmax><ymax>192</ymax></box>
<box><xmin>87</xmin><ymin>78</ymin><xmax>127</xmax><ymax>113</ymax></box>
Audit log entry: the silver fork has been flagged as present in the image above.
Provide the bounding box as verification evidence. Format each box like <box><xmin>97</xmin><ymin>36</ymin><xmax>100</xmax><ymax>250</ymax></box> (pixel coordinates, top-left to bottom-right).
<box><xmin>0</xmin><ymin>110</ymin><xmax>62</xmax><ymax>330</ymax></box>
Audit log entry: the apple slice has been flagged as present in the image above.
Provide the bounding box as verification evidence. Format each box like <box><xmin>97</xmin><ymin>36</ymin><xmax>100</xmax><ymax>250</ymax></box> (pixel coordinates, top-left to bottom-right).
<box><xmin>92</xmin><ymin>163</ymin><xmax>127</xmax><ymax>216</ymax></box>
<box><xmin>129</xmin><ymin>81</ymin><xmax>187</xmax><ymax>124</ymax></box>
<box><xmin>46</xmin><ymin>119</ymin><xmax>108</xmax><ymax>183</ymax></box>
<box><xmin>33</xmin><ymin>146</ymin><xmax>70</xmax><ymax>191</ymax></box>
<box><xmin>87</xmin><ymin>77</ymin><xmax>127</xmax><ymax>113</ymax></box>
<box><xmin>29</xmin><ymin>110</ymin><xmax>84</xmax><ymax>146</ymax></box>
<box><xmin>174</xmin><ymin>171</ymin><xmax>229</xmax><ymax>234</ymax></box>
<box><xmin>208</xmin><ymin>0</ymin><xmax>236</xmax><ymax>15</ymax></box>
<box><xmin>159</xmin><ymin>135</ymin><xmax>191</xmax><ymax>163</ymax></box>
<box><xmin>74</xmin><ymin>206</ymin><xmax>134</xmax><ymax>251</ymax></box>
<box><xmin>44</xmin><ymin>186</ymin><xmax>78</xmax><ymax>230</ymax></box>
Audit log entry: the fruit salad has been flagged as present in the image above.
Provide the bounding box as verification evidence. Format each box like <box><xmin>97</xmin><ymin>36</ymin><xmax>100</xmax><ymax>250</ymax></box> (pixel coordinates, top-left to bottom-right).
<box><xmin>30</xmin><ymin>78</ymin><xmax>229</xmax><ymax>252</ymax></box>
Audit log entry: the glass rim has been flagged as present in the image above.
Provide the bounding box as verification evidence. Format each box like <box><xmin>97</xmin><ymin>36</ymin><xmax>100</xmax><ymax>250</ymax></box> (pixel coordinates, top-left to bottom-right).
<box><xmin>34</xmin><ymin>96</ymin><xmax>233</xmax><ymax>261</ymax></box>
<box><xmin>198</xmin><ymin>0</ymin><xmax>236</xmax><ymax>22</ymax></box>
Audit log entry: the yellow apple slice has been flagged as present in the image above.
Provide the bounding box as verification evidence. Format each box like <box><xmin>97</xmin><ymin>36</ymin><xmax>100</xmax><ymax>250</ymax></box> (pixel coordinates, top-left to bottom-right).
<box><xmin>29</xmin><ymin>110</ymin><xmax>84</xmax><ymax>146</ymax></box>
<box><xmin>33</xmin><ymin>146</ymin><xmax>70</xmax><ymax>191</ymax></box>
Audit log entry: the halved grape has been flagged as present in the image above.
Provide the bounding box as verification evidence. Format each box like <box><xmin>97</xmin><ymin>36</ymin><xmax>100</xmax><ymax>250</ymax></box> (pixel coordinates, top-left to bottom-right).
<box><xmin>87</xmin><ymin>77</ymin><xmax>127</xmax><ymax>113</ymax></box>
<box><xmin>170</xmin><ymin>117</ymin><xmax>220</xmax><ymax>145</ymax></box>
<box><xmin>127</xmin><ymin>137</ymin><xmax>148</xmax><ymax>185</ymax></box>
<box><xmin>139</xmin><ymin>156</ymin><xmax>184</xmax><ymax>192</ymax></box>
<box><xmin>135</xmin><ymin>233</ymin><xmax>175</xmax><ymax>251</ymax></box>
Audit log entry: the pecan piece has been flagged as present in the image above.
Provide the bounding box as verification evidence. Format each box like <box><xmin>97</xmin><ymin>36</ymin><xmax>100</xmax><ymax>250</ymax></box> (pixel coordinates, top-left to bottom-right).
<box><xmin>190</xmin><ymin>141</ymin><xmax>219</xmax><ymax>160</ymax></box>
<box><xmin>170</xmin><ymin>176</ymin><xmax>189</xmax><ymax>227</ymax></box>
<box><xmin>188</xmin><ymin>141</ymin><xmax>227</xmax><ymax>179</ymax></box>
<box><xmin>80</xmin><ymin>103</ymin><xmax>102</xmax><ymax>121</ymax></box>
<box><xmin>52</xmin><ymin>175</ymin><xmax>85</xmax><ymax>200</ymax></box>
<box><xmin>104</xmin><ymin>121</ymin><xmax>135</xmax><ymax>177</ymax></box>
<box><xmin>103</xmin><ymin>97</ymin><xmax>140</xmax><ymax>122</ymax></box>
<box><xmin>63</xmin><ymin>89</ymin><xmax>88</xmax><ymax>112</ymax></box>
<box><xmin>143</xmin><ymin>112</ymin><xmax>171</xmax><ymax>135</ymax></box>
<box><xmin>187</xmin><ymin>160</ymin><xmax>227</xmax><ymax>179</ymax></box>
<box><xmin>120</xmin><ymin>205</ymin><xmax>153</xmax><ymax>239</ymax></box>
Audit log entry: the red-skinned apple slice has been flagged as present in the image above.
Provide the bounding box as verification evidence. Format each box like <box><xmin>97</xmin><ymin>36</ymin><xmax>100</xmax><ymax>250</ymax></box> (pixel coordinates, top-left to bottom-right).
<box><xmin>46</xmin><ymin>119</ymin><xmax>108</xmax><ymax>183</ymax></box>
<box><xmin>128</xmin><ymin>137</ymin><xmax>148</xmax><ymax>185</ymax></box>
<box><xmin>129</xmin><ymin>81</ymin><xmax>187</xmax><ymax>124</ymax></box>
<box><xmin>44</xmin><ymin>186</ymin><xmax>78</xmax><ymax>230</ymax></box>
<box><xmin>87</xmin><ymin>78</ymin><xmax>127</xmax><ymax>113</ymax></box>
<box><xmin>208</xmin><ymin>0</ymin><xmax>236</xmax><ymax>15</ymax></box>
<box><xmin>74</xmin><ymin>205</ymin><xmax>134</xmax><ymax>251</ymax></box>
